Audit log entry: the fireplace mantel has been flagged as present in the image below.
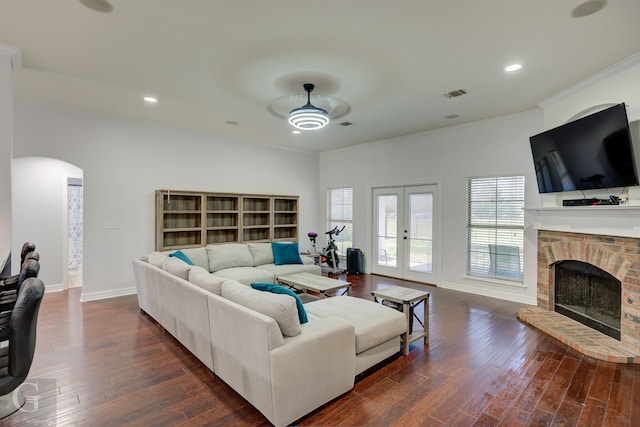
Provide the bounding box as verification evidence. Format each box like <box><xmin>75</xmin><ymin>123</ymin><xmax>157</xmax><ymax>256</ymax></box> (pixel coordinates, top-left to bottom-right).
<box><xmin>524</xmin><ymin>205</ymin><xmax>640</xmax><ymax>238</ymax></box>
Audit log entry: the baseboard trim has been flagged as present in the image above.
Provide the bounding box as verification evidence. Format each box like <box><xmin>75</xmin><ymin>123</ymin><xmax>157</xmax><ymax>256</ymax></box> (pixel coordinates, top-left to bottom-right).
<box><xmin>81</xmin><ymin>287</ymin><xmax>137</xmax><ymax>302</ymax></box>
<box><xmin>45</xmin><ymin>283</ymin><xmax>64</xmax><ymax>293</ymax></box>
<box><xmin>440</xmin><ymin>280</ymin><xmax>537</xmax><ymax>306</ymax></box>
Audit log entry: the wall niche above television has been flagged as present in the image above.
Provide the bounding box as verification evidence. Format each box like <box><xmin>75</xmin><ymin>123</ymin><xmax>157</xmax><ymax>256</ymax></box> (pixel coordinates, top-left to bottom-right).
<box><xmin>529</xmin><ymin>103</ymin><xmax>640</xmax><ymax>194</ymax></box>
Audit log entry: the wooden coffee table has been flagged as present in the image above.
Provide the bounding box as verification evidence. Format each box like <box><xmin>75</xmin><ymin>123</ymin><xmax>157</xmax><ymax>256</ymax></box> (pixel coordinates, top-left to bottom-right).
<box><xmin>371</xmin><ymin>285</ymin><xmax>430</xmax><ymax>356</ymax></box>
<box><xmin>277</xmin><ymin>273</ymin><xmax>351</xmax><ymax>299</ymax></box>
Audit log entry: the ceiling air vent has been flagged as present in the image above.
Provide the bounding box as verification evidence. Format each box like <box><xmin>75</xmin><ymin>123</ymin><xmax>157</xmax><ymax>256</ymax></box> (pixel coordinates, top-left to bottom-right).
<box><xmin>443</xmin><ymin>89</ymin><xmax>468</xmax><ymax>99</ymax></box>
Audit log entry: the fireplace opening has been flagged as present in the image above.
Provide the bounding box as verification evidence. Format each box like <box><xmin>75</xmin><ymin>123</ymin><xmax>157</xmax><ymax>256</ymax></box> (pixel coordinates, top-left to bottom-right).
<box><xmin>554</xmin><ymin>260</ymin><xmax>621</xmax><ymax>340</ymax></box>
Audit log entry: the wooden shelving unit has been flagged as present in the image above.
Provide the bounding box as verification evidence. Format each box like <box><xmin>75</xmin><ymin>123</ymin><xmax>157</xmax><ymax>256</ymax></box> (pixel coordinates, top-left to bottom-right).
<box><xmin>242</xmin><ymin>196</ymin><xmax>271</xmax><ymax>242</ymax></box>
<box><xmin>273</xmin><ymin>197</ymin><xmax>298</xmax><ymax>241</ymax></box>
<box><xmin>155</xmin><ymin>190</ymin><xmax>298</xmax><ymax>251</ymax></box>
<box><xmin>205</xmin><ymin>194</ymin><xmax>240</xmax><ymax>245</ymax></box>
<box><xmin>156</xmin><ymin>192</ymin><xmax>203</xmax><ymax>250</ymax></box>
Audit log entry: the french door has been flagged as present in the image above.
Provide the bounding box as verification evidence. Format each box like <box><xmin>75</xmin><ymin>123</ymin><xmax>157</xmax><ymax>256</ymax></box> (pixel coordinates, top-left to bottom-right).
<box><xmin>372</xmin><ymin>185</ymin><xmax>438</xmax><ymax>284</ymax></box>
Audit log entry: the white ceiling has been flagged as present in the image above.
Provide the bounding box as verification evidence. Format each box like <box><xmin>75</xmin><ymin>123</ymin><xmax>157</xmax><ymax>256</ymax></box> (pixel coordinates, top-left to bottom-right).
<box><xmin>2</xmin><ymin>0</ymin><xmax>640</xmax><ymax>152</ymax></box>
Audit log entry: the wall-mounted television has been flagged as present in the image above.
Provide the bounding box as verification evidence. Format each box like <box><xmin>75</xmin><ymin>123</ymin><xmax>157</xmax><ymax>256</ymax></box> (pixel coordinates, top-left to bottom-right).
<box><xmin>529</xmin><ymin>103</ymin><xmax>639</xmax><ymax>194</ymax></box>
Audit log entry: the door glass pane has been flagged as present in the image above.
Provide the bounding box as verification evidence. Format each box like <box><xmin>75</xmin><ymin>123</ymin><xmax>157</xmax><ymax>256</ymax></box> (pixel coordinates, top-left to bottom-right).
<box><xmin>408</xmin><ymin>193</ymin><xmax>432</xmax><ymax>273</ymax></box>
<box><xmin>376</xmin><ymin>195</ymin><xmax>397</xmax><ymax>267</ymax></box>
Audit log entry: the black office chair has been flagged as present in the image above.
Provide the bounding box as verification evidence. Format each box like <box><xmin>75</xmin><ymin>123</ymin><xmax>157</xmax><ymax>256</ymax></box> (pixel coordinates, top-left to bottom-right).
<box><xmin>18</xmin><ymin>243</ymin><xmax>36</xmax><ymax>265</ymax></box>
<box><xmin>0</xmin><ymin>277</ymin><xmax>45</xmax><ymax>418</ymax></box>
<box><xmin>0</xmin><ymin>242</ymin><xmax>37</xmax><ymax>289</ymax></box>
<box><xmin>0</xmin><ymin>260</ymin><xmax>40</xmax><ymax>342</ymax></box>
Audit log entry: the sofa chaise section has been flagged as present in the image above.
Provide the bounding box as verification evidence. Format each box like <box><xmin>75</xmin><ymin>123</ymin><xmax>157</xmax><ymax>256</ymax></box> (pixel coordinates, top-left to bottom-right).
<box><xmin>207</xmin><ymin>292</ymin><xmax>355</xmax><ymax>427</ymax></box>
<box><xmin>305</xmin><ymin>296</ymin><xmax>407</xmax><ymax>375</ymax></box>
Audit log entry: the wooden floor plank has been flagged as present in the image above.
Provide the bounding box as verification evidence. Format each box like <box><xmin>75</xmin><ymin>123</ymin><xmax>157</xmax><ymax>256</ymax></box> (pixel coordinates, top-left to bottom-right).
<box><xmin>0</xmin><ymin>272</ymin><xmax>637</xmax><ymax>426</ymax></box>
<box><xmin>535</xmin><ymin>356</ymin><xmax>580</xmax><ymax>415</ymax></box>
<box><xmin>576</xmin><ymin>397</ymin><xmax>607</xmax><ymax>427</ymax></box>
<box><xmin>588</xmin><ymin>361</ymin><xmax>617</xmax><ymax>403</ymax></box>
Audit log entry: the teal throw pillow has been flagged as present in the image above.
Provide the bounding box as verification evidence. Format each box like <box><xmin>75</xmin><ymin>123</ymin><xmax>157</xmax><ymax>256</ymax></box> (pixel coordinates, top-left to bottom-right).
<box><xmin>169</xmin><ymin>250</ymin><xmax>194</xmax><ymax>265</ymax></box>
<box><xmin>271</xmin><ymin>242</ymin><xmax>303</xmax><ymax>265</ymax></box>
<box><xmin>251</xmin><ymin>282</ymin><xmax>308</xmax><ymax>323</ymax></box>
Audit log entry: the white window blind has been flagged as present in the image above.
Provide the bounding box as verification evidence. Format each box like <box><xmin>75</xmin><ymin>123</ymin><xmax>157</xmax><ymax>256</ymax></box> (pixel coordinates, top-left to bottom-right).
<box><xmin>327</xmin><ymin>188</ymin><xmax>353</xmax><ymax>255</ymax></box>
<box><xmin>467</xmin><ymin>176</ymin><xmax>524</xmax><ymax>282</ymax></box>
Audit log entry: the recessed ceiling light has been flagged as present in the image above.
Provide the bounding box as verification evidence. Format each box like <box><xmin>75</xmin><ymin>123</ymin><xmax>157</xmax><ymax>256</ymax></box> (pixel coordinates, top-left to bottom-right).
<box><xmin>292</xmin><ymin>130</ymin><xmax>301</xmax><ymax>135</ymax></box>
<box><xmin>505</xmin><ymin>64</ymin><xmax>522</xmax><ymax>72</ymax></box>
<box><xmin>143</xmin><ymin>96</ymin><xmax>158</xmax><ymax>103</ymax></box>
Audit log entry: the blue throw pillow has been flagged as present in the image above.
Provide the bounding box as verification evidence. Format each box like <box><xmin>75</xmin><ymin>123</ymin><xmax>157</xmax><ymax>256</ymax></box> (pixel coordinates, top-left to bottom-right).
<box><xmin>251</xmin><ymin>282</ymin><xmax>308</xmax><ymax>324</ymax></box>
<box><xmin>271</xmin><ymin>242</ymin><xmax>303</xmax><ymax>265</ymax></box>
<box><xmin>169</xmin><ymin>250</ymin><xmax>194</xmax><ymax>265</ymax></box>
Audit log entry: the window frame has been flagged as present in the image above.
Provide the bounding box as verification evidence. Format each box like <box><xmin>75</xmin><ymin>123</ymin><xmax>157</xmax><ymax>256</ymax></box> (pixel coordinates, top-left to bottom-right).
<box><xmin>326</xmin><ymin>187</ymin><xmax>353</xmax><ymax>256</ymax></box>
<box><xmin>467</xmin><ymin>175</ymin><xmax>525</xmax><ymax>283</ymax></box>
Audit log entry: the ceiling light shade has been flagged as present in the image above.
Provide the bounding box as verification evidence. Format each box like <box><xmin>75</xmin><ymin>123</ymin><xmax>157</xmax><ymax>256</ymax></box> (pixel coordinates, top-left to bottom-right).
<box><xmin>288</xmin><ymin>83</ymin><xmax>329</xmax><ymax>130</ymax></box>
<box><xmin>79</xmin><ymin>0</ymin><xmax>114</xmax><ymax>13</ymax></box>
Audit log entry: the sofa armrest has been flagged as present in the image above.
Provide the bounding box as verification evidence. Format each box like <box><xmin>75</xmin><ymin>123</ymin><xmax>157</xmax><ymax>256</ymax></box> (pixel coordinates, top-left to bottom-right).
<box><xmin>268</xmin><ymin>317</ymin><xmax>356</xmax><ymax>427</ymax></box>
<box><xmin>300</xmin><ymin>254</ymin><xmax>315</xmax><ymax>265</ymax></box>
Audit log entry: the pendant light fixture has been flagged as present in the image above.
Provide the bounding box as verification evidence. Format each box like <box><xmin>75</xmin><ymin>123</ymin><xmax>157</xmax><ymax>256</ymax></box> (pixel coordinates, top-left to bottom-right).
<box><xmin>288</xmin><ymin>83</ymin><xmax>330</xmax><ymax>130</ymax></box>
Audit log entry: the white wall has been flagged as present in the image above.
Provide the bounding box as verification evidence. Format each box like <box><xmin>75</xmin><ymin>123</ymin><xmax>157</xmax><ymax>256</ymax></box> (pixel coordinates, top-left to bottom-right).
<box><xmin>13</xmin><ymin>100</ymin><xmax>319</xmax><ymax>300</ymax></box>
<box><xmin>319</xmin><ymin>110</ymin><xmax>543</xmax><ymax>305</ymax></box>
<box><xmin>0</xmin><ymin>45</ymin><xmax>16</xmax><ymax>262</ymax></box>
<box><xmin>12</xmin><ymin>157</ymin><xmax>82</xmax><ymax>287</ymax></box>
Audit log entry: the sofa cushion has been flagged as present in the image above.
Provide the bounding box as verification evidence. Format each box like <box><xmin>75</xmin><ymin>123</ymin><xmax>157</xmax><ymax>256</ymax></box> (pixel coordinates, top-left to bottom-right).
<box><xmin>148</xmin><ymin>251</ymin><xmax>167</xmax><ymax>268</ymax></box>
<box><xmin>251</xmin><ymin>283</ymin><xmax>308</xmax><ymax>323</ymax></box>
<box><xmin>214</xmin><ymin>267</ymin><xmax>275</xmax><ymax>285</ymax></box>
<box><xmin>188</xmin><ymin>266</ymin><xmax>224</xmax><ymax>295</ymax></box>
<box><xmin>271</xmin><ymin>242</ymin><xmax>302</xmax><ymax>265</ymax></box>
<box><xmin>161</xmin><ymin>257</ymin><xmax>192</xmax><ymax>280</ymax></box>
<box><xmin>178</xmin><ymin>247</ymin><xmax>209</xmax><ymax>270</ymax></box>
<box><xmin>169</xmin><ymin>250</ymin><xmax>194</xmax><ymax>265</ymax></box>
<box><xmin>305</xmin><ymin>296</ymin><xmax>406</xmax><ymax>354</ymax></box>
<box><xmin>222</xmin><ymin>280</ymin><xmax>301</xmax><ymax>337</ymax></box>
<box><xmin>247</xmin><ymin>242</ymin><xmax>274</xmax><ymax>266</ymax></box>
<box><xmin>206</xmin><ymin>244</ymin><xmax>254</xmax><ymax>272</ymax></box>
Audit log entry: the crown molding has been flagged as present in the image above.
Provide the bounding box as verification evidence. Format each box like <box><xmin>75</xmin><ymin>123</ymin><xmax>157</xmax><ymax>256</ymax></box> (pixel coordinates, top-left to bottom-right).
<box><xmin>0</xmin><ymin>43</ymin><xmax>22</xmax><ymax>70</ymax></box>
<box><xmin>539</xmin><ymin>51</ymin><xmax>640</xmax><ymax>108</ymax></box>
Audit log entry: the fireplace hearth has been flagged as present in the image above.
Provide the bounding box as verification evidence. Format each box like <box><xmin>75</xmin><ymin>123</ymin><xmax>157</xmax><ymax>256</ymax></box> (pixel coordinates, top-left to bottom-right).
<box><xmin>554</xmin><ymin>260</ymin><xmax>621</xmax><ymax>340</ymax></box>
<box><xmin>519</xmin><ymin>229</ymin><xmax>640</xmax><ymax>363</ymax></box>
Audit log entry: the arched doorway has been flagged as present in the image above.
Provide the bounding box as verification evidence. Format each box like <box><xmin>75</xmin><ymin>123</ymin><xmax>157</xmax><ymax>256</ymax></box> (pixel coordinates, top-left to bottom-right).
<box><xmin>12</xmin><ymin>156</ymin><xmax>83</xmax><ymax>291</ymax></box>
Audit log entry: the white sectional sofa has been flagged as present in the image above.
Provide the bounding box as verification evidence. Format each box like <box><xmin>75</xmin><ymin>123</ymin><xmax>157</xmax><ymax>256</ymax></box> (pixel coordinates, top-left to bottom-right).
<box><xmin>133</xmin><ymin>242</ymin><xmax>407</xmax><ymax>426</ymax></box>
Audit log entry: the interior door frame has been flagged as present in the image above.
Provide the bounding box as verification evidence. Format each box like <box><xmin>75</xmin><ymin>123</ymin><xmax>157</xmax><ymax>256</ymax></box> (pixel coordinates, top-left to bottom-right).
<box><xmin>370</xmin><ymin>181</ymin><xmax>442</xmax><ymax>286</ymax></box>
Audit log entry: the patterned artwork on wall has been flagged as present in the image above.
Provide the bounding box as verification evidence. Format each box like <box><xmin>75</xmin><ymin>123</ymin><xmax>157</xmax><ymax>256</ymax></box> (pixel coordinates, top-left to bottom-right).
<box><xmin>68</xmin><ymin>184</ymin><xmax>83</xmax><ymax>268</ymax></box>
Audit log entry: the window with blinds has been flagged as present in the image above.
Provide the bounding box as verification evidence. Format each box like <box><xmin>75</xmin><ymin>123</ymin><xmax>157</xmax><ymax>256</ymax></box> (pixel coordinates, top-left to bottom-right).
<box><xmin>467</xmin><ymin>176</ymin><xmax>524</xmax><ymax>282</ymax></box>
<box><xmin>327</xmin><ymin>188</ymin><xmax>353</xmax><ymax>255</ymax></box>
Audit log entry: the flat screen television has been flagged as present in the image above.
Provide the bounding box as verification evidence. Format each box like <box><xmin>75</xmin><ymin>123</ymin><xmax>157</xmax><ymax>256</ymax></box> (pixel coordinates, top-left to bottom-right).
<box><xmin>529</xmin><ymin>103</ymin><xmax>639</xmax><ymax>193</ymax></box>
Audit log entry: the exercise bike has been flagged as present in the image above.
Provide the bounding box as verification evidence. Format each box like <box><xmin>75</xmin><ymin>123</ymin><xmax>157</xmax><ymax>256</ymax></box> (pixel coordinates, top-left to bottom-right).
<box><xmin>321</xmin><ymin>226</ymin><xmax>345</xmax><ymax>274</ymax></box>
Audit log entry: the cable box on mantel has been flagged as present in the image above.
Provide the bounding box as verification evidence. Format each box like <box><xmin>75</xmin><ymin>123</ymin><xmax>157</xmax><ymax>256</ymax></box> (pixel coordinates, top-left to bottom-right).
<box><xmin>562</xmin><ymin>198</ymin><xmax>618</xmax><ymax>206</ymax></box>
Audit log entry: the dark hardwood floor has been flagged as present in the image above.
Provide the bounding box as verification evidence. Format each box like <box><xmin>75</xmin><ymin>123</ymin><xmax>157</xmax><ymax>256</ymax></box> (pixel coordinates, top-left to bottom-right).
<box><xmin>1</xmin><ymin>273</ymin><xmax>638</xmax><ymax>426</ymax></box>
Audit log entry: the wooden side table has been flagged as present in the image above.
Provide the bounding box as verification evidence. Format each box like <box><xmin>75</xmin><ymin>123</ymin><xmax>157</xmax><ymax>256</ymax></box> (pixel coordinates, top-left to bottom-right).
<box><xmin>371</xmin><ymin>285</ymin><xmax>430</xmax><ymax>356</ymax></box>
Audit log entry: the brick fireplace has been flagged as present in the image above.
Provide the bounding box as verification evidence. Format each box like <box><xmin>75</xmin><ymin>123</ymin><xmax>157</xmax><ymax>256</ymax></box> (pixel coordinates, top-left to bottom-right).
<box><xmin>518</xmin><ymin>229</ymin><xmax>640</xmax><ymax>362</ymax></box>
